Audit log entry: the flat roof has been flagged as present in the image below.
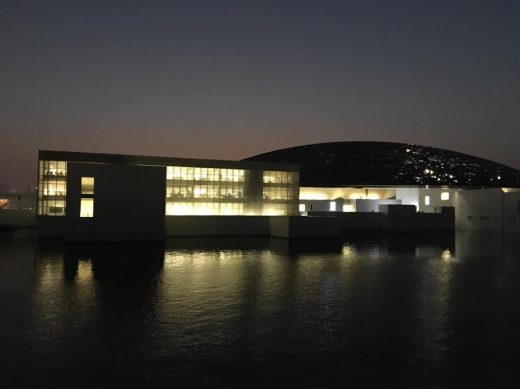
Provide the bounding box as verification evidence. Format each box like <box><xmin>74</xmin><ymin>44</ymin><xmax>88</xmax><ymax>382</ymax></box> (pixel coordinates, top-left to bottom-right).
<box><xmin>39</xmin><ymin>150</ymin><xmax>299</xmax><ymax>172</ymax></box>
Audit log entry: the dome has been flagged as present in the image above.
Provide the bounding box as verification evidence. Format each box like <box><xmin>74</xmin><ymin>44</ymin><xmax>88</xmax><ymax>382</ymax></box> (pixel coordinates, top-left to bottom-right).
<box><xmin>244</xmin><ymin>141</ymin><xmax>520</xmax><ymax>187</ymax></box>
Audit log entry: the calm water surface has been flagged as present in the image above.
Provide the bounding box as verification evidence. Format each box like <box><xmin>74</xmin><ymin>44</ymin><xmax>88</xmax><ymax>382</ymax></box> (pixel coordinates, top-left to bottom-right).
<box><xmin>1</xmin><ymin>231</ymin><xmax>520</xmax><ymax>388</ymax></box>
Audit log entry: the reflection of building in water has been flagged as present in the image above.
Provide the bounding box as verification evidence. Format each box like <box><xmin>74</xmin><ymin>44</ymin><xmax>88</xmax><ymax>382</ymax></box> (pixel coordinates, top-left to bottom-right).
<box><xmin>63</xmin><ymin>242</ymin><xmax>165</xmax><ymax>283</ymax></box>
<box><xmin>35</xmin><ymin>241</ymin><xmax>166</xmax><ymax>284</ymax></box>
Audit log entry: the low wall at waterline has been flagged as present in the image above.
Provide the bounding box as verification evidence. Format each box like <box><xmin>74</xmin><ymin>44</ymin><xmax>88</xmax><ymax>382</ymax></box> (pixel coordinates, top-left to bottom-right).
<box><xmin>165</xmin><ymin>215</ymin><xmax>342</xmax><ymax>239</ymax></box>
<box><xmin>309</xmin><ymin>206</ymin><xmax>454</xmax><ymax>232</ymax></box>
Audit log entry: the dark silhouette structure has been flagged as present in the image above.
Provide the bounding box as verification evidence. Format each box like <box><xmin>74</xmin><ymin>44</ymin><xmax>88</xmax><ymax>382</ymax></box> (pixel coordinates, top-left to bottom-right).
<box><xmin>245</xmin><ymin>141</ymin><xmax>520</xmax><ymax>187</ymax></box>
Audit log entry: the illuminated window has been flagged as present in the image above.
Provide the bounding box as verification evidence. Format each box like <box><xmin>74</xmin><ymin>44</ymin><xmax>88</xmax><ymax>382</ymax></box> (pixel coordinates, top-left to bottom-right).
<box><xmin>330</xmin><ymin>201</ymin><xmax>336</xmax><ymax>211</ymax></box>
<box><xmin>0</xmin><ymin>199</ymin><xmax>9</xmax><ymax>209</ymax></box>
<box><xmin>425</xmin><ymin>195</ymin><xmax>430</xmax><ymax>205</ymax></box>
<box><xmin>79</xmin><ymin>176</ymin><xmax>95</xmax><ymax>217</ymax></box>
<box><xmin>81</xmin><ymin>177</ymin><xmax>95</xmax><ymax>194</ymax></box>
<box><xmin>299</xmin><ymin>204</ymin><xmax>306</xmax><ymax>212</ymax></box>
<box><xmin>441</xmin><ymin>192</ymin><xmax>449</xmax><ymax>201</ymax></box>
<box><xmin>264</xmin><ymin>187</ymin><xmax>292</xmax><ymax>200</ymax></box>
<box><xmin>80</xmin><ymin>198</ymin><xmax>94</xmax><ymax>217</ymax></box>
<box><xmin>263</xmin><ymin>171</ymin><xmax>298</xmax><ymax>184</ymax></box>
<box><xmin>38</xmin><ymin>160</ymin><xmax>68</xmax><ymax>216</ymax></box>
<box><xmin>165</xmin><ymin>165</ymin><xmax>298</xmax><ymax>216</ymax></box>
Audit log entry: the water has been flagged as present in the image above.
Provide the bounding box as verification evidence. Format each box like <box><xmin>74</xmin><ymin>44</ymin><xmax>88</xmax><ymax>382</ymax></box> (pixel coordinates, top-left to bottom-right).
<box><xmin>1</xmin><ymin>232</ymin><xmax>520</xmax><ymax>387</ymax></box>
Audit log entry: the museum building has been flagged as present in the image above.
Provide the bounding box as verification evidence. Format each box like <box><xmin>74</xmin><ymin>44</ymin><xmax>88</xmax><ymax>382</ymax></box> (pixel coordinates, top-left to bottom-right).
<box><xmin>16</xmin><ymin>142</ymin><xmax>520</xmax><ymax>241</ymax></box>
<box><xmin>246</xmin><ymin>141</ymin><xmax>520</xmax><ymax>232</ymax></box>
<box><xmin>37</xmin><ymin>150</ymin><xmax>300</xmax><ymax>241</ymax></box>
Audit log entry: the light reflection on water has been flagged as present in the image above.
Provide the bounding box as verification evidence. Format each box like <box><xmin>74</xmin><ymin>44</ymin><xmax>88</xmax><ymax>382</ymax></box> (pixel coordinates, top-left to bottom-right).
<box><xmin>1</xmin><ymin>232</ymin><xmax>520</xmax><ymax>387</ymax></box>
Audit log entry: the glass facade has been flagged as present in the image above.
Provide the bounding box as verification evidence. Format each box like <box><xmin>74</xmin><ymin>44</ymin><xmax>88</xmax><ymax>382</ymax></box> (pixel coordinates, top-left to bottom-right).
<box><xmin>38</xmin><ymin>160</ymin><xmax>67</xmax><ymax>216</ymax></box>
<box><xmin>166</xmin><ymin>166</ymin><xmax>299</xmax><ymax>216</ymax></box>
<box><xmin>261</xmin><ymin>170</ymin><xmax>299</xmax><ymax>216</ymax></box>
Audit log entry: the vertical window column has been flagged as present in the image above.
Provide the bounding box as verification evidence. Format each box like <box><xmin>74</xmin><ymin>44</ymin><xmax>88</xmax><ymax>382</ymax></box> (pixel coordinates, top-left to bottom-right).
<box><xmin>38</xmin><ymin>160</ymin><xmax>67</xmax><ymax>216</ymax></box>
<box><xmin>80</xmin><ymin>177</ymin><xmax>95</xmax><ymax>217</ymax></box>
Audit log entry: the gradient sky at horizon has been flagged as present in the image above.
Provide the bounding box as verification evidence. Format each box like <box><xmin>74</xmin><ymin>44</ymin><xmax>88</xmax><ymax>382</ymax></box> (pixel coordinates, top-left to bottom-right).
<box><xmin>1</xmin><ymin>0</ymin><xmax>519</xmax><ymax>190</ymax></box>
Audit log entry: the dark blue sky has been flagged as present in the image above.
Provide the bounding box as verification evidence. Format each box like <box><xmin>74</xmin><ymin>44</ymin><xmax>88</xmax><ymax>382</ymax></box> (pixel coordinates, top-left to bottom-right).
<box><xmin>1</xmin><ymin>0</ymin><xmax>519</xmax><ymax>189</ymax></box>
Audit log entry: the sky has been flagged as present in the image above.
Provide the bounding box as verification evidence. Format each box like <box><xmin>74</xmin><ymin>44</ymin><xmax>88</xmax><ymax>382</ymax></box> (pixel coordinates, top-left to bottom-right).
<box><xmin>1</xmin><ymin>0</ymin><xmax>519</xmax><ymax>190</ymax></box>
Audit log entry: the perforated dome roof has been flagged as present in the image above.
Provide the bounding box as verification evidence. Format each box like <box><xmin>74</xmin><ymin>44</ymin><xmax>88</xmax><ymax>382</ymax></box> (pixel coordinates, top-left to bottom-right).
<box><xmin>245</xmin><ymin>141</ymin><xmax>520</xmax><ymax>187</ymax></box>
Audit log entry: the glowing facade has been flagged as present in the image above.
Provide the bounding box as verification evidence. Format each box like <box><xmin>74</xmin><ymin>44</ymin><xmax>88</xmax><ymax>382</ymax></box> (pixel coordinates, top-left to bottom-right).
<box><xmin>37</xmin><ymin>160</ymin><xmax>67</xmax><ymax>216</ymax></box>
<box><xmin>37</xmin><ymin>150</ymin><xmax>299</xmax><ymax>219</ymax></box>
<box><xmin>164</xmin><ymin>166</ymin><xmax>298</xmax><ymax>216</ymax></box>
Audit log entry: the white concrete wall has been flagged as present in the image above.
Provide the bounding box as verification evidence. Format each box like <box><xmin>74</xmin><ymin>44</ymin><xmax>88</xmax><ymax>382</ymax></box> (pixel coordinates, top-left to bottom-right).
<box><xmin>502</xmin><ymin>190</ymin><xmax>520</xmax><ymax>232</ymax></box>
<box><xmin>299</xmin><ymin>187</ymin><xmax>395</xmax><ymax>200</ymax></box>
<box><xmin>0</xmin><ymin>192</ymin><xmax>36</xmax><ymax>210</ymax></box>
<box><xmin>299</xmin><ymin>199</ymin><xmax>344</xmax><ymax>213</ymax></box>
<box><xmin>395</xmin><ymin>188</ymin><xmax>420</xmax><ymax>209</ymax></box>
<box><xmin>417</xmin><ymin>188</ymin><xmax>454</xmax><ymax>213</ymax></box>
<box><xmin>355</xmin><ymin>199</ymin><xmax>401</xmax><ymax>212</ymax></box>
<box><xmin>454</xmin><ymin>189</ymin><xmax>503</xmax><ymax>230</ymax></box>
